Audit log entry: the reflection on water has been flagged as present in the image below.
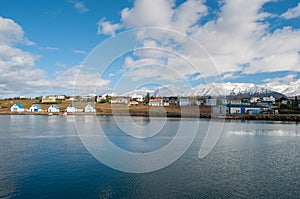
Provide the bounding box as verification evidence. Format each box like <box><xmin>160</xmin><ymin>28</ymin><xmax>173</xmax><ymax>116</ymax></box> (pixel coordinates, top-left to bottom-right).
<box><xmin>0</xmin><ymin>115</ymin><xmax>299</xmax><ymax>198</ymax></box>
<box><xmin>229</xmin><ymin>129</ymin><xmax>299</xmax><ymax>136</ymax></box>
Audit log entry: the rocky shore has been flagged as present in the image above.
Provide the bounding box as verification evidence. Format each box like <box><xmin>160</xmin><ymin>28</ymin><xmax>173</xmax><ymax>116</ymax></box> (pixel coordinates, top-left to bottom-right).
<box><xmin>1</xmin><ymin>111</ymin><xmax>299</xmax><ymax>121</ymax></box>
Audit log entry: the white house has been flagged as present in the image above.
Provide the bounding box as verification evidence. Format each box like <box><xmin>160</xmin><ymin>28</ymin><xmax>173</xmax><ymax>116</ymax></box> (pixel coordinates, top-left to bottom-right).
<box><xmin>263</xmin><ymin>96</ymin><xmax>275</xmax><ymax>103</ymax></box>
<box><xmin>84</xmin><ymin>103</ymin><xmax>96</xmax><ymax>112</ymax></box>
<box><xmin>10</xmin><ymin>103</ymin><xmax>25</xmax><ymax>112</ymax></box>
<box><xmin>220</xmin><ymin>99</ymin><xmax>230</xmax><ymax>105</ymax></box>
<box><xmin>56</xmin><ymin>95</ymin><xmax>65</xmax><ymax>100</ymax></box>
<box><xmin>111</xmin><ymin>98</ymin><xmax>128</xmax><ymax>104</ymax></box>
<box><xmin>66</xmin><ymin>104</ymin><xmax>77</xmax><ymax>113</ymax></box>
<box><xmin>250</xmin><ymin>97</ymin><xmax>261</xmax><ymax>103</ymax></box>
<box><xmin>29</xmin><ymin>104</ymin><xmax>42</xmax><ymax>112</ymax></box>
<box><xmin>129</xmin><ymin>101</ymin><xmax>139</xmax><ymax>106</ymax></box>
<box><xmin>131</xmin><ymin>94</ymin><xmax>144</xmax><ymax>102</ymax></box>
<box><xmin>97</xmin><ymin>95</ymin><xmax>107</xmax><ymax>103</ymax></box>
<box><xmin>47</xmin><ymin>104</ymin><xmax>60</xmax><ymax>112</ymax></box>
<box><xmin>149</xmin><ymin>98</ymin><xmax>169</xmax><ymax>106</ymax></box>
<box><xmin>230</xmin><ymin>99</ymin><xmax>242</xmax><ymax>105</ymax></box>
<box><xmin>179</xmin><ymin>98</ymin><xmax>191</xmax><ymax>106</ymax></box>
<box><xmin>205</xmin><ymin>99</ymin><xmax>217</xmax><ymax>106</ymax></box>
<box><xmin>212</xmin><ymin>105</ymin><xmax>229</xmax><ymax>115</ymax></box>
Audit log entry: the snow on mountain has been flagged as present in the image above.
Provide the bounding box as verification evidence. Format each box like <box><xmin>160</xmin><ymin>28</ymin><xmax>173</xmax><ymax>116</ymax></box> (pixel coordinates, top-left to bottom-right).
<box><xmin>266</xmin><ymin>79</ymin><xmax>300</xmax><ymax>97</ymax></box>
<box><xmin>119</xmin><ymin>81</ymin><xmax>299</xmax><ymax>98</ymax></box>
<box><xmin>120</xmin><ymin>87</ymin><xmax>153</xmax><ymax>97</ymax></box>
<box><xmin>184</xmin><ymin>82</ymin><xmax>283</xmax><ymax>97</ymax></box>
<box><xmin>152</xmin><ymin>86</ymin><xmax>185</xmax><ymax>97</ymax></box>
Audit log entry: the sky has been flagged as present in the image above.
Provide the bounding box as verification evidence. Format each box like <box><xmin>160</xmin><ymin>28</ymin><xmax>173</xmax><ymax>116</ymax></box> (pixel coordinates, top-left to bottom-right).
<box><xmin>0</xmin><ymin>0</ymin><xmax>300</xmax><ymax>98</ymax></box>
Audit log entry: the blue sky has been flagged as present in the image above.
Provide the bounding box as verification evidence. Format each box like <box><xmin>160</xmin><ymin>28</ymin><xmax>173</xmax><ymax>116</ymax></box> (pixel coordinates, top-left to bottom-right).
<box><xmin>0</xmin><ymin>0</ymin><xmax>299</xmax><ymax>97</ymax></box>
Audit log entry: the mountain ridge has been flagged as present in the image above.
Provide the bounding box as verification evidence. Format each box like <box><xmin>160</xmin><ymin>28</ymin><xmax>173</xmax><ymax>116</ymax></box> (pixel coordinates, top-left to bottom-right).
<box><xmin>120</xmin><ymin>81</ymin><xmax>299</xmax><ymax>98</ymax></box>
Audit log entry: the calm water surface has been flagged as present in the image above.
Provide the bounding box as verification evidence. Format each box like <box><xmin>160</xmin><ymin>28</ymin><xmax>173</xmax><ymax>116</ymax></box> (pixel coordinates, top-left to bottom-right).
<box><xmin>0</xmin><ymin>115</ymin><xmax>299</xmax><ymax>198</ymax></box>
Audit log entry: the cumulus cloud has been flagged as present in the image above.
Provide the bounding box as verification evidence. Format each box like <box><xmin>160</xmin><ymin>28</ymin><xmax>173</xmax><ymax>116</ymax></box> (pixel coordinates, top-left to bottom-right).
<box><xmin>0</xmin><ymin>16</ymin><xmax>108</xmax><ymax>98</ymax></box>
<box><xmin>281</xmin><ymin>2</ymin><xmax>300</xmax><ymax>19</ymax></box>
<box><xmin>96</xmin><ymin>0</ymin><xmax>300</xmax><ymax>84</ymax></box>
<box><xmin>97</xmin><ymin>18</ymin><xmax>121</xmax><ymax>36</ymax></box>
<box><xmin>0</xmin><ymin>16</ymin><xmax>34</xmax><ymax>45</ymax></box>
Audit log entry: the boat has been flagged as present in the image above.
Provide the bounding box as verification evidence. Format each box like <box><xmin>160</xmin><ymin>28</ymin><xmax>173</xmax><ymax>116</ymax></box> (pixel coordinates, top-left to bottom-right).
<box><xmin>47</xmin><ymin>113</ymin><xmax>53</xmax><ymax>116</ymax></box>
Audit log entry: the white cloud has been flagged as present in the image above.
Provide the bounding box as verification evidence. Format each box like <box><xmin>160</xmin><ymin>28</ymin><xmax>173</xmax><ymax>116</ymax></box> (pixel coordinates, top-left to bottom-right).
<box><xmin>67</xmin><ymin>0</ymin><xmax>89</xmax><ymax>14</ymax></box>
<box><xmin>108</xmin><ymin>0</ymin><xmax>300</xmax><ymax>82</ymax></box>
<box><xmin>121</xmin><ymin>0</ymin><xmax>175</xmax><ymax>28</ymax></box>
<box><xmin>97</xmin><ymin>18</ymin><xmax>121</xmax><ymax>36</ymax></box>
<box><xmin>74</xmin><ymin>1</ymin><xmax>89</xmax><ymax>13</ymax></box>
<box><xmin>72</xmin><ymin>49</ymin><xmax>87</xmax><ymax>55</ymax></box>
<box><xmin>281</xmin><ymin>2</ymin><xmax>300</xmax><ymax>19</ymax></box>
<box><xmin>55</xmin><ymin>62</ymin><xmax>68</xmax><ymax>69</ymax></box>
<box><xmin>0</xmin><ymin>16</ymin><xmax>109</xmax><ymax>98</ymax></box>
<box><xmin>120</xmin><ymin>0</ymin><xmax>207</xmax><ymax>34</ymax></box>
<box><xmin>40</xmin><ymin>46</ymin><xmax>59</xmax><ymax>51</ymax></box>
<box><xmin>0</xmin><ymin>16</ymin><xmax>34</xmax><ymax>45</ymax></box>
<box><xmin>263</xmin><ymin>74</ymin><xmax>297</xmax><ymax>83</ymax></box>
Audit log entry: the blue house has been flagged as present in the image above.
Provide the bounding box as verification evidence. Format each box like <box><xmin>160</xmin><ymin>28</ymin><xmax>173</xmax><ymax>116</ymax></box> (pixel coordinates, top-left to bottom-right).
<box><xmin>47</xmin><ymin>104</ymin><xmax>60</xmax><ymax>112</ymax></box>
<box><xmin>84</xmin><ymin>102</ymin><xmax>96</xmax><ymax>112</ymax></box>
<box><xmin>227</xmin><ymin>104</ymin><xmax>267</xmax><ymax>114</ymax></box>
<box><xmin>10</xmin><ymin>103</ymin><xmax>25</xmax><ymax>112</ymax></box>
<box><xmin>67</xmin><ymin>104</ymin><xmax>77</xmax><ymax>113</ymax></box>
<box><xmin>29</xmin><ymin>104</ymin><xmax>42</xmax><ymax>112</ymax></box>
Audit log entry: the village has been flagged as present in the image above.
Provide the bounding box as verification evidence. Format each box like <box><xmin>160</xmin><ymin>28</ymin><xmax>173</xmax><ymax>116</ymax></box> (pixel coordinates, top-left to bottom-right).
<box><xmin>1</xmin><ymin>93</ymin><xmax>299</xmax><ymax>119</ymax></box>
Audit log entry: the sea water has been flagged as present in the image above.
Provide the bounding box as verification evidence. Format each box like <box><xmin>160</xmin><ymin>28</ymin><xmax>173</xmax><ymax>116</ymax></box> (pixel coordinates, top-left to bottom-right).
<box><xmin>0</xmin><ymin>115</ymin><xmax>299</xmax><ymax>198</ymax></box>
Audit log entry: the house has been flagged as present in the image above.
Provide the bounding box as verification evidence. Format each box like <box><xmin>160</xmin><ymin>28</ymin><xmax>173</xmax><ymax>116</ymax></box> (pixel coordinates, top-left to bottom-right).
<box><xmin>220</xmin><ymin>99</ymin><xmax>230</xmax><ymax>105</ymax></box>
<box><xmin>263</xmin><ymin>96</ymin><xmax>275</xmax><ymax>103</ymax></box>
<box><xmin>56</xmin><ymin>95</ymin><xmax>65</xmax><ymax>100</ymax></box>
<box><xmin>129</xmin><ymin>101</ymin><xmax>139</xmax><ymax>106</ymax></box>
<box><xmin>241</xmin><ymin>100</ymin><xmax>250</xmax><ymax>106</ymax></box>
<box><xmin>212</xmin><ymin>105</ymin><xmax>229</xmax><ymax>115</ymax></box>
<box><xmin>131</xmin><ymin>94</ymin><xmax>144</xmax><ymax>102</ymax></box>
<box><xmin>179</xmin><ymin>98</ymin><xmax>191</xmax><ymax>106</ymax></box>
<box><xmin>10</xmin><ymin>103</ymin><xmax>25</xmax><ymax>112</ymax></box>
<box><xmin>149</xmin><ymin>98</ymin><xmax>163</xmax><ymax>106</ymax></box>
<box><xmin>66</xmin><ymin>104</ymin><xmax>77</xmax><ymax>113</ymax></box>
<box><xmin>110</xmin><ymin>98</ymin><xmax>128</xmax><ymax>104</ymax></box>
<box><xmin>163</xmin><ymin>97</ymin><xmax>178</xmax><ymax>104</ymax></box>
<box><xmin>29</xmin><ymin>104</ymin><xmax>42</xmax><ymax>112</ymax></box>
<box><xmin>97</xmin><ymin>95</ymin><xmax>107</xmax><ymax>103</ymax></box>
<box><xmin>47</xmin><ymin>104</ymin><xmax>60</xmax><ymax>112</ymax></box>
<box><xmin>257</xmin><ymin>102</ymin><xmax>273</xmax><ymax>107</ymax></box>
<box><xmin>227</xmin><ymin>104</ymin><xmax>267</xmax><ymax>114</ymax></box>
<box><xmin>250</xmin><ymin>97</ymin><xmax>261</xmax><ymax>103</ymax></box>
<box><xmin>84</xmin><ymin>103</ymin><xmax>96</xmax><ymax>112</ymax></box>
<box><xmin>205</xmin><ymin>98</ymin><xmax>217</xmax><ymax>106</ymax></box>
<box><xmin>42</xmin><ymin>96</ymin><xmax>56</xmax><ymax>103</ymax></box>
<box><xmin>149</xmin><ymin>98</ymin><xmax>170</xmax><ymax>106</ymax></box>
<box><xmin>230</xmin><ymin>99</ymin><xmax>242</xmax><ymax>105</ymax></box>
<box><xmin>191</xmin><ymin>100</ymin><xmax>204</xmax><ymax>106</ymax></box>
<box><xmin>79</xmin><ymin>95</ymin><xmax>95</xmax><ymax>102</ymax></box>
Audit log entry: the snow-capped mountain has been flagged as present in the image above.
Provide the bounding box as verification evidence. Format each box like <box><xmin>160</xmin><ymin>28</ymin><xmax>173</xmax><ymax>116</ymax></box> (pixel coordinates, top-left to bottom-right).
<box><xmin>119</xmin><ymin>81</ymin><xmax>299</xmax><ymax>98</ymax></box>
<box><xmin>152</xmin><ymin>86</ymin><xmax>185</xmax><ymax>97</ymax></box>
<box><xmin>185</xmin><ymin>82</ymin><xmax>285</xmax><ymax>98</ymax></box>
<box><xmin>266</xmin><ymin>79</ymin><xmax>300</xmax><ymax>97</ymax></box>
<box><xmin>120</xmin><ymin>87</ymin><xmax>153</xmax><ymax>97</ymax></box>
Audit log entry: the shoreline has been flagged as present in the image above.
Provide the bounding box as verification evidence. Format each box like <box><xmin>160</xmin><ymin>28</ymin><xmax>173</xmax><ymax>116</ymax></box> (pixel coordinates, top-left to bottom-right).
<box><xmin>1</xmin><ymin>111</ymin><xmax>299</xmax><ymax>121</ymax></box>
